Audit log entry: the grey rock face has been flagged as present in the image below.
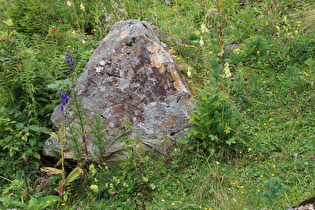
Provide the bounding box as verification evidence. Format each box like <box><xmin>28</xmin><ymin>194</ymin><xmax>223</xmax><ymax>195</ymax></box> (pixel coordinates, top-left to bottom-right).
<box><xmin>43</xmin><ymin>19</ymin><xmax>194</xmax><ymax>161</ymax></box>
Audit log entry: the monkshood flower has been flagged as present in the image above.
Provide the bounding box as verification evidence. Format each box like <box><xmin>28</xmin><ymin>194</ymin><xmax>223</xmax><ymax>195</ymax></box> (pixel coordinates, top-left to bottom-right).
<box><xmin>66</xmin><ymin>49</ymin><xmax>75</xmax><ymax>72</ymax></box>
<box><xmin>60</xmin><ymin>91</ymin><xmax>69</xmax><ymax>111</ymax></box>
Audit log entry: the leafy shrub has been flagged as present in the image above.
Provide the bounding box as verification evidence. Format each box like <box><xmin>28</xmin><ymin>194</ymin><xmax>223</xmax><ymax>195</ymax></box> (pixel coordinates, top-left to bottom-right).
<box><xmin>188</xmin><ymin>86</ymin><xmax>239</xmax><ymax>159</ymax></box>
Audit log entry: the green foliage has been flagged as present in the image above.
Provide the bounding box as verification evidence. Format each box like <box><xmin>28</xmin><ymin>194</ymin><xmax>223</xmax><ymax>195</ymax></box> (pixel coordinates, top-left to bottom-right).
<box><xmin>188</xmin><ymin>86</ymin><xmax>238</xmax><ymax>157</ymax></box>
<box><xmin>1</xmin><ymin>0</ymin><xmax>315</xmax><ymax>209</ymax></box>
<box><xmin>258</xmin><ymin>178</ymin><xmax>283</xmax><ymax>203</ymax></box>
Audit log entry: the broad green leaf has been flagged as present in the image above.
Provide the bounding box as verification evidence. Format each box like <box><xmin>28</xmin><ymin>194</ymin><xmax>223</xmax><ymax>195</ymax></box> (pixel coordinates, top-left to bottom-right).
<box><xmin>65</xmin><ymin>167</ymin><xmax>83</xmax><ymax>185</ymax></box>
<box><xmin>45</xmin><ymin>132</ymin><xmax>58</xmax><ymax>140</ymax></box>
<box><xmin>29</xmin><ymin>138</ymin><xmax>37</xmax><ymax>147</ymax></box>
<box><xmin>217</xmin><ymin>123</ymin><xmax>224</xmax><ymax>133</ymax></box>
<box><xmin>34</xmin><ymin>152</ymin><xmax>41</xmax><ymax>159</ymax></box>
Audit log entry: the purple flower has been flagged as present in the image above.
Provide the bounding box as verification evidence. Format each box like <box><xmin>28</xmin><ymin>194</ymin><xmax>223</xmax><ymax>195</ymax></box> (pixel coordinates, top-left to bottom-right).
<box><xmin>66</xmin><ymin>49</ymin><xmax>75</xmax><ymax>72</ymax></box>
<box><xmin>230</xmin><ymin>77</ymin><xmax>234</xmax><ymax>81</ymax></box>
<box><xmin>279</xmin><ymin>157</ymin><xmax>282</xmax><ymax>159</ymax></box>
<box><xmin>249</xmin><ymin>154</ymin><xmax>253</xmax><ymax>158</ymax></box>
<box><xmin>250</xmin><ymin>25</ymin><xmax>253</xmax><ymax>29</ymax></box>
<box><xmin>258</xmin><ymin>17</ymin><xmax>260</xmax><ymax>20</ymax></box>
<box><xmin>274</xmin><ymin>155</ymin><xmax>278</xmax><ymax>158</ymax></box>
<box><xmin>309</xmin><ymin>155</ymin><xmax>315</xmax><ymax>159</ymax></box>
<box><xmin>60</xmin><ymin>91</ymin><xmax>69</xmax><ymax>112</ymax></box>
<box><xmin>111</xmin><ymin>192</ymin><xmax>116</xmax><ymax>195</ymax></box>
<box><xmin>254</xmin><ymin>161</ymin><xmax>257</xmax><ymax>164</ymax></box>
<box><xmin>69</xmin><ymin>108</ymin><xmax>72</xmax><ymax>111</ymax></box>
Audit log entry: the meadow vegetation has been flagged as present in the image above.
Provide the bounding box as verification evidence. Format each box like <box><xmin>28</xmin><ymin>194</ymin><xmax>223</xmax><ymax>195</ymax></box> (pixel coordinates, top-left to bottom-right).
<box><xmin>0</xmin><ymin>0</ymin><xmax>314</xmax><ymax>209</ymax></box>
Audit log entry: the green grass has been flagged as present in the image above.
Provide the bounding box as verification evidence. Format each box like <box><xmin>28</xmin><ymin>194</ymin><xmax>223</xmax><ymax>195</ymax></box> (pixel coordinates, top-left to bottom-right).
<box><xmin>0</xmin><ymin>0</ymin><xmax>314</xmax><ymax>209</ymax></box>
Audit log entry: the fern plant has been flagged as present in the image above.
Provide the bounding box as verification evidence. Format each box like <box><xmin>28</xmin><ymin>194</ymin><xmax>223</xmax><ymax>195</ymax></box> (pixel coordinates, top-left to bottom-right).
<box><xmin>188</xmin><ymin>86</ymin><xmax>238</xmax><ymax>158</ymax></box>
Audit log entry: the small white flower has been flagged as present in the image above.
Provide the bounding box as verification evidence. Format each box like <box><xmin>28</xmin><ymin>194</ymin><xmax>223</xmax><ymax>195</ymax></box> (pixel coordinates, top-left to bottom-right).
<box><xmin>199</xmin><ymin>37</ymin><xmax>204</xmax><ymax>46</ymax></box>
<box><xmin>82</xmin><ymin>39</ymin><xmax>85</xmax><ymax>44</ymax></box>
<box><xmin>187</xmin><ymin>67</ymin><xmax>192</xmax><ymax>78</ymax></box>
<box><xmin>162</xmin><ymin>199</ymin><xmax>165</xmax><ymax>202</ymax></box>
<box><xmin>66</xmin><ymin>1</ymin><xmax>71</xmax><ymax>6</ymax></box>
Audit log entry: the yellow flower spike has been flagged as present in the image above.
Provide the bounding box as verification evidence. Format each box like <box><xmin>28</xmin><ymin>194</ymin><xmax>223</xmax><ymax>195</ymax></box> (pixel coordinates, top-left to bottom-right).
<box><xmin>255</xmin><ymin>133</ymin><xmax>258</xmax><ymax>136</ymax></box>
<box><xmin>93</xmin><ymin>29</ymin><xmax>96</xmax><ymax>32</ymax></box>
<box><xmin>257</xmin><ymin>190</ymin><xmax>260</xmax><ymax>192</ymax></box>
<box><xmin>26</xmin><ymin>133</ymin><xmax>29</xmax><ymax>136</ymax></box>
<box><xmin>228</xmin><ymin>188</ymin><xmax>231</xmax><ymax>190</ymax></box>
<box><xmin>67</xmin><ymin>45</ymin><xmax>70</xmax><ymax>48</ymax></box>
<box><xmin>47</xmin><ymin>201</ymin><xmax>50</xmax><ymax>203</ymax></box>
<box><xmin>62</xmin><ymin>203</ymin><xmax>65</xmax><ymax>206</ymax></box>
<box><xmin>179</xmin><ymin>16</ymin><xmax>182</xmax><ymax>18</ymax></box>
<box><xmin>21</xmin><ymin>136</ymin><xmax>24</xmax><ymax>140</ymax></box>
<box><xmin>261</xmin><ymin>175</ymin><xmax>263</xmax><ymax>177</ymax></box>
<box><xmin>264</xmin><ymin>123</ymin><xmax>266</xmax><ymax>126</ymax></box>
<box><xmin>257</xmin><ymin>51</ymin><xmax>260</xmax><ymax>54</ymax></box>
<box><xmin>273</xmin><ymin>165</ymin><xmax>276</xmax><ymax>168</ymax></box>
<box><xmin>199</xmin><ymin>206</ymin><xmax>202</xmax><ymax>209</ymax></box>
<box><xmin>269</xmin><ymin>118</ymin><xmax>273</xmax><ymax>122</ymax></box>
<box><xmin>242</xmin><ymin>191</ymin><xmax>244</xmax><ymax>193</ymax></box>
<box><xmin>80</xmin><ymin>3</ymin><xmax>85</xmax><ymax>11</ymax></box>
<box><xmin>272</xmin><ymin>174</ymin><xmax>274</xmax><ymax>176</ymax></box>
<box><xmin>296</xmin><ymin>110</ymin><xmax>298</xmax><ymax>112</ymax></box>
<box><xmin>172</xmin><ymin>202</ymin><xmax>175</xmax><ymax>206</ymax></box>
<box><xmin>255</xmin><ymin>158</ymin><xmax>257</xmax><ymax>160</ymax></box>
<box><xmin>240</xmin><ymin>186</ymin><xmax>244</xmax><ymax>189</ymax></box>
<box><xmin>248</xmin><ymin>109</ymin><xmax>250</xmax><ymax>111</ymax></box>
<box><xmin>174</xmin><ymin>148</ymin><xmax>177</xmax><ymax>152</ymax></box>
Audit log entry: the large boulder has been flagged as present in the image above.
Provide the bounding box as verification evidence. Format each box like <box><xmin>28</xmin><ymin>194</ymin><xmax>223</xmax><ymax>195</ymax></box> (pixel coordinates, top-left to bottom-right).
<box><xmin>43</xmin><ymin>19</ymin><xmax>194</xmax><ymax>161</ymax></box>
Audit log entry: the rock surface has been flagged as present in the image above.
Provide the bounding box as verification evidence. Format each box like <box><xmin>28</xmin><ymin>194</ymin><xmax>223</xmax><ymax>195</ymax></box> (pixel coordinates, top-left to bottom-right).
<box><xmin>287</xmin><ymin>197</ymin><xmax>315</xmax><ymax>210</ymax></box>
<box><xmin>43</xmin><ymin>19</ymin><xmax>194</xmax><ymax>161</ymax></box>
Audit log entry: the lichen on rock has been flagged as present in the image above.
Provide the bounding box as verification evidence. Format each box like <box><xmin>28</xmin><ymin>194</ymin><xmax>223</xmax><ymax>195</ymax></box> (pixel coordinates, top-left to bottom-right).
<box><xmin>43</xmin><ymin>19</ymin><xmax>194</xmax><ymax>161</ymax></box>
